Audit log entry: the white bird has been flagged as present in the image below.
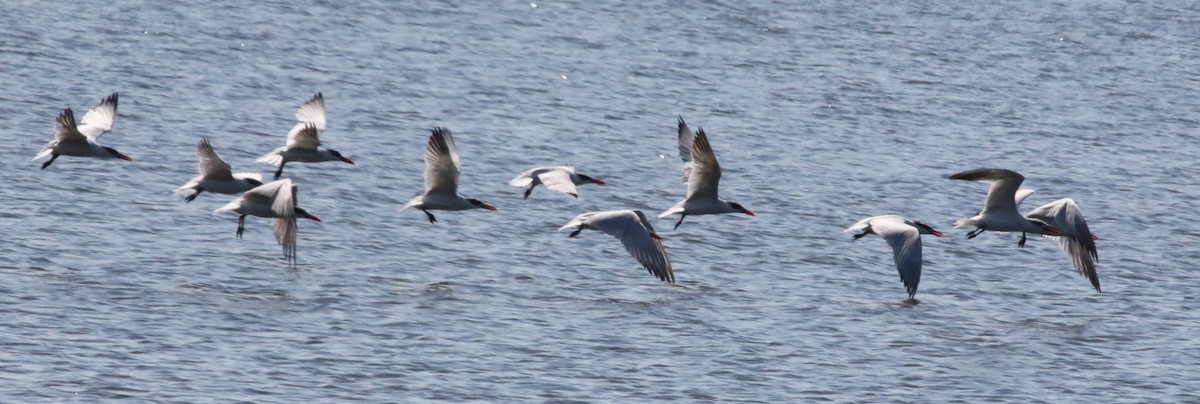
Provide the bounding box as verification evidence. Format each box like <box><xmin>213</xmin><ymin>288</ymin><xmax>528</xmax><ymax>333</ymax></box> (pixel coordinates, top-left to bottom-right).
<box><xmin>174</xmin><ymin>138</ymin><xmax>263</xmax><ymax>202</ymax></box>
<box><xmin>949</xmin><ymin>168</ymin><xmax>1101</xmax><ymax>292</ymax></box>
<box><xmin>256</xmin><ymin>93</ymin><xmax>354</xmax><ymax>179</ymax></box>
<box><xmin>214</xmin><ymin>178</ymin><xmax>321</xmax><ymax>265</ymax></box>
<box><xmin>33</xmin><ymin>93</ymin><xmax>132</xmax><ymax>169</ymax></box>
<box><xmin>401</xmin><ymin>127</ymin><xmax>497</xmax><ymax>223</ymax></box>
<box><xmin>660</xmin><ymin>116</ymin><xmax>754</xmax><ymax>229</ymax></box>
<box><xmin>560</xmin><ymin>210</ymin><xmax>674</xmax><ymax>284</ymax></box>
<box><xmin>510</xmin><ymin>165</ymin><xmax>606</xmax><ymax>199</ymax></box>
<box><xmin>846</xmin><ymin>215</ymin><xmax>944</xmax><ymax>300</ymax></box>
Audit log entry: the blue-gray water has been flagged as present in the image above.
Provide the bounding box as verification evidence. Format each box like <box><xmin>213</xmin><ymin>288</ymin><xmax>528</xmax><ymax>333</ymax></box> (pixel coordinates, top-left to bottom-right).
<box><xmin>2</xmin><ymin>1</ymin><xmax>1198</xmax><ymax>402</ymax></box>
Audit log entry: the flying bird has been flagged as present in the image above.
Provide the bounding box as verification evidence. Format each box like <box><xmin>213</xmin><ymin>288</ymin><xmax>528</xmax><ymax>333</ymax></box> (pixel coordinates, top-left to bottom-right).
<box><xmin>949</xmin><ymin>168</ymin><xmax>1100</xmax><ymax>292</ymax></box>
<box><xmin>33</xmin><ymin>93</ymin><xmax>132</xmax><ymax>169</ymax></box>
<box><xmin>256</xmin><ymin>93</ymin><xmax>354</xmax><ymax>179</ymax></box>
<box><xmin>510</xmin><ymin>165</ymin><xmax>606</xmax><ymax>199</ymax></box>
<box><xmin>846</xmin><ymin>215</ymin><xmax>944</xmax><ymax>300</ymax></box>
<box><xmin>401</xmin><ymin>127</ymin><xmax>497</xmax><ymax>223</ymax></box>
<box><xmin>174</xmin><ymin>139</ymin><xmax>263</xmax><ymax>202</ymax></box>
<box><xmin>214</xmin><ymin>178</ymin><xmax>321</xmax><ymax>265</ymax></box>
<box><xmin>560</xmin><ymin>210</ymin><xmax>674</xmax><ymax>284</ymax></box>
<box><xmin>660</xmin><ymin>116</ymin><xmax>754</xmax><ymax>229</ymax></box>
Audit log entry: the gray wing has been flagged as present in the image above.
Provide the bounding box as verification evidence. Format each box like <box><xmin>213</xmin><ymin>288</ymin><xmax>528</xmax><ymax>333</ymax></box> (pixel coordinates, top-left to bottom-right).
<box><xmin>197</xmin><ymin>138</ymin><xmax>234</xmax><ymax>178</ymax></box>
<box><xmin>677</xmin><ymin>116</ymin><xmax>696</xmax><ymax>183</ymax></box>
<box><xmin>537</xmin><ymin>168</ymin><xmax>579</xmax><ymax>197</ymax></box>
<box><xmin>286</xmin><ymin>122</ymin><xmax>322</xmax><ymax>150</ymax></box>
<box><xmin>79</xmin><ymin>93</ymin><xmax>117</xmax><ymax>140</ymax></box>
<box><xmin>949</xmin><ymin>168</ymin><xmax>1024</xmax><ymax>216</ymax></box>
<box><xmin>685</xmin><ymin>128</ymin><xmax>722</xmax><ymax>200</ymax></box>
<box><xmin>54</xmin><ymin>107</ymin><xmax>88</xmax><ymax>143</ymax></box>
<box><xmin>575</xmin><ymin>210</ymin><xmax>674</xmax><ymax>284</ymax></box>
<box><xmin>1014</xmin><ymin>188</ymin><xmax>1036</xmax><ymax>208</ymax></box>
<box><xmin>270</xmin><ymin>180</ymin><xmax>299</xmax><ymax>265</ymax></box>
<box><xmin>423</xmin><ymin>127</ymin><xmax>461</xmax><ymax>195</ymax></box>
<box><xmin>870</xmin><ymin>216</ymin><xmax>923</xmax><ymax>299</ymax></box>
<box><xmin>294</xmin><ymin>92</ymin><xmax>326</xmax><ymax>132</ymax></box>
<box><xmin>509</xmin><ymin>167</ymin><xmax>542</xmax><ymax>187</ymax></box>
<box><xmin>1026</xmin><ymin>198</ymin><xmax>1099</xmax><ymax>292</ymax></box>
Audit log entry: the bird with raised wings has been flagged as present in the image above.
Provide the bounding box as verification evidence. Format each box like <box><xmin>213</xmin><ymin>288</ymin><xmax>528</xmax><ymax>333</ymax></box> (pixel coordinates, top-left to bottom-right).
<box><xmin>560</xmin><ymin>210</ymin><xmax>674</xmax><ymax>284</ymax></box>
<box><xmin>401</xmin><ymin>127</ymin><xmax>497</xmax><ymax>223</ymax></box>
<box><xmin>175</xmin><ymin>138</ymin><xmax>263</xmax><ymax>202</ymax></box>
<box><xmin>660</xmin><ymin>116</ymin><xmax>754</xmax><ymax>229</ymax></box>
<box><xmin>215</xmin><ymin>178</ymin><xmax>321</xmax><ymax>265</ymax></box>
<box><xmin>33</xmin><ymin>93</ymin><xmax>132</xmax><ymax>169</ymax></box>
<box><xmin>256</xmin><ymin>93</ymin><xmax>354</xmax><ymax>179</ymax></box>
<box><xmin>949</xmin><ymin>168</ymin><xmax>1101</xmax><ymax>292</ymax></box>
<box><xmin>846</xmin><ymin>215</ymin><xmax>943</xmax><ymax>300</ymax></box>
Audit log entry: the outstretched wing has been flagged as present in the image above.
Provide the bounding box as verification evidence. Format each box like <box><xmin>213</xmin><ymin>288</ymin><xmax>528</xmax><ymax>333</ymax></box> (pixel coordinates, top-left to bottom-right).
<box><xmin>1014</xmin><ymin>188</ymin><xmax>1036</xmax><ymax>208</ymax></box>
<box><xmin>285</xmin><ymin>122</ymin><xmax>322</xmax><ymax>150</ymax></box>
<box><xmin>566</xmin><ymin>210</ymin><xmax>674</xmax><ymax>284</ymax></box>
<box><xmin>677</xmin><ymin>116</ymin><xmax>696</xmax><ymax>183</ymax></box>
<box><xmin>294</xmin><ymin>92</ymin><xmax>326</xmax><ymax>132</ymax></box>
<box><xmin>55</xmin><ymin>107</ymin><xmax>88</xmax><ymax>143</ymax></box>
<box><xmin>685</xmin><ymin>128</ymin><xmax>722</xmax><ymax>200</ymax></box>
<box><xmin>79</xmin><ymin>93</ymin><xmax>118</xmax><ymax>140</ymax></box>
<box><xmin>537</xmin><ymin>168</ymin><xmax>579</xmax><ymax>197</ymax></box>
<box><xmin>1026</xmin><ymin>198</ymin><xmax>1100</xmax><ymax>292</ymax></box>
<box><xmin>282</xmin><ymin>93</ymin><xmax>326</xmax><ymax>149</ymax></box>
<box><xmin>948</xmin><ymin>168</ymin><xmax>1024</xmax><ymax>216</ymax></box>
<box><xmin>269</xmin><ymin>179</ymin><xmax>299</xmax><ymax>265</ymax></box>
<box><xmin>196</xmin><ymin>138</ymin><xmax>233</xmax><ymax>178</ymax></box>
<box><xmin>423</xmin><ymin>127</ymin><xmax>461</xmax><ymax>195</ymax></box>
<box><xmin>869</xmin><ymin>216</ymin><xmax>924</xmax><ymax>299</ymax></box>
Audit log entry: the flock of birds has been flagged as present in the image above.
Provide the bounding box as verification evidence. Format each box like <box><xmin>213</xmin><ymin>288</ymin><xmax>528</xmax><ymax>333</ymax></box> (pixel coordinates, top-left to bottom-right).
<box><xmin>33</xmin><ymin>92</ymin><xmax>1101</xmax><ymax>300</ymax></box>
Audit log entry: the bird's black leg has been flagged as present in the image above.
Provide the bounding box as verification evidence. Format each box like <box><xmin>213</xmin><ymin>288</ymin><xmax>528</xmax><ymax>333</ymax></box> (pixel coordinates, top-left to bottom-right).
<box><xmin>673</xmin><ymin>214</ymin><xmax>687</xmax><ymax>230</ymax></box>
<box><xmin>524</xmin><ymin>186</ymin><xmax>534</xmax><ymax>200</ymax></box>
<box><xmin>41</xmin><ymin>154</ymin><xmax>59</xmax><ymax>170</ymax></box>
<box><xmin>1018</xmin><ymin>232</ymin><xmax>1027</xmax><ymax>248</ymax></box>
<box><xmin>274</xmin><ymin>160</ymin><xmax>286</xmax><ymax>179</ymax></box>
<box><xmin>236</xmin><ymin>215</ymin><xmax>246</xmax><ymax>238</ymax></box>
<box><xmin>569</xmin><ymin>227</ymin><xmax>583</xmax><ymax>238</ymax></box>
<box><xmin>852</xmin><ymin>232</ymin><xmax>868</xmax><ymax>240</ymax></box>
<box><xmin>424</xmin><ymin>210</ymin><xmax>437</xmax><ymax>224</ymax></box>
<box><xmin>184</xmin><ymin>188</ymin><xmax>204</xmax><ymax>203</ymax></box>
<box><xmin>966</xmin><ymin>227</ymin><xmax>986</xmax><ymax>239</ymax></box>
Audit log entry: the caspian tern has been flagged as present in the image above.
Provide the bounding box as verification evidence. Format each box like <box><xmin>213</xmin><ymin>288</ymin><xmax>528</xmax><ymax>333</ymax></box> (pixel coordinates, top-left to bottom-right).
<box><xmin>256</xmin><ymin>93</ymin><xmax>354</xmax><ymax>179</ymax></box>
<box><xmin>560</xmin><ymin>210</ymin><xmax>674</xmax><ymax>284</ymax></box>
<box><xmin>33</xmin><ymin>93</ymin><xmax>132</xmax><ymax>169</ymax></box>
<box><xmin>660</xmin><ymin>116</ymin><xmax>754</xmax><ymax>229</ymax></box>
<box><xmin>214</xmin><ymin>178</ymin><xmax>320</xmax><ymax>265</ymax></box>
<box><xmin>174</xmin><ymin>138</ymin><xmax>264</xmax><ymax>202</ymax></box>
<box><xmin>510</xmin><ymin>165</ymin><xmax>606</xmax><ymax>199</ymax></box>
<box><xmin>949</xmin><ymin>168</ymin><xmax>1101</xmax><ymax>292</ymax></box>
<box><xmin>846</xmin><ymin>215</ymin><xmax>944</xmax><ymax>300</ymax></box>
<box><xmin>401</xmin><ymin>127</ymin><xmax>498</xmax><ymax>223</ymax></box>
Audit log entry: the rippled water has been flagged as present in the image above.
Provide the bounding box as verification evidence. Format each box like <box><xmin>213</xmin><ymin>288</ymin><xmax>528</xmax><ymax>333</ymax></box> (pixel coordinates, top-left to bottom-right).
<box><xmin>2</xmin><ymin>1</ymin><xmax>1199</xmax><ymax>401</ymax></box>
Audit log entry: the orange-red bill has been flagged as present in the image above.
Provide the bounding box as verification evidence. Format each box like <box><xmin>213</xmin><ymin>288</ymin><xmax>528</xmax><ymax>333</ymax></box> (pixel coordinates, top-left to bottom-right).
<box><xmin>302</xmin><ymin>213</ymin><xmax>322</xmax><ymax>222</ymax></box>
<box><xmin>930</xmin><ymin>229</ymin><xmax>945</xmax><ymax>237</ymax></box>
<box><xmin>482</xmin><ymin>204</ymin><xmax>498</xmax><ymax>211</ymax></box>
<box><xmin>649</xmin><ymin>232</ymin><xmax>663</xmax><ymax>240</ymax></box>
<box><xmin>592</xmin><ymin>179</ymin><xmax>607</xmax><ymax>186</ymax></box>
<box><xmin>340</xmin><ymin>156</ymin><xmax>355</xmax><ymax>165</ymax></box>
